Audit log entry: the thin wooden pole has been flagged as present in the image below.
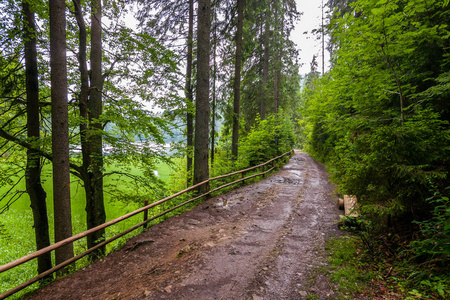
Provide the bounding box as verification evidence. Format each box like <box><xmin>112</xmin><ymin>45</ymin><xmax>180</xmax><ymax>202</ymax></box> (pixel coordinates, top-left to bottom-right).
<box><xmin>143</xmin><ymin>200</ymin><xmax>149</xmax><ymax>229</ymax></box>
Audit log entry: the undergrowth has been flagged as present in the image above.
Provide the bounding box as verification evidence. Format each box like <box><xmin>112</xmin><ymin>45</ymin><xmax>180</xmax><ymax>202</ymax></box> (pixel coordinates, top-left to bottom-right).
<box><xmin>326</xmin><ymin>235</ymin><xmax>376</xmax><ymax>298</ymax></box>
<box><xmin>328</xmin><ymin>187</ymin><xmax>450</xmax><ymax>299</ymax></box>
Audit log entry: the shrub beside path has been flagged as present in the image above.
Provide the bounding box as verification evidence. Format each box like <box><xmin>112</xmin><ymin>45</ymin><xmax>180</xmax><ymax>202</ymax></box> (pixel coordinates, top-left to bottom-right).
<box><xmin>28</xmin><ymin>150</ymin><xmax>346</xmax><ymax>299</ymax></box>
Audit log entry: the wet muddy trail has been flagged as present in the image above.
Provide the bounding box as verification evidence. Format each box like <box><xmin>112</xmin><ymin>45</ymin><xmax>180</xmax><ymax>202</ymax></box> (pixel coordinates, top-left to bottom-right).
<box><xmin>28</xmin><ymin>151</ymin><xmax>345</xmax><ymax>300</ymax></box>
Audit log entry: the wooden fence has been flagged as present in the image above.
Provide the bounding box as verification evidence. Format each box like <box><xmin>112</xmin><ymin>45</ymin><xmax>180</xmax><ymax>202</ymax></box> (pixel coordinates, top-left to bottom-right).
<box><xmin>0</xmin><ymin>150</ymin><xmax>293</xmax><ymax>299</ymax></box>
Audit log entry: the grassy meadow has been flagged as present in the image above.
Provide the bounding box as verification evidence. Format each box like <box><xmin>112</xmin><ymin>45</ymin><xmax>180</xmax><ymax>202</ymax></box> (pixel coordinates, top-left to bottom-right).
<box><xmin>0</xmin><ymin>161</ymin><xmax>173</xmax><ymax>298</ymax></box>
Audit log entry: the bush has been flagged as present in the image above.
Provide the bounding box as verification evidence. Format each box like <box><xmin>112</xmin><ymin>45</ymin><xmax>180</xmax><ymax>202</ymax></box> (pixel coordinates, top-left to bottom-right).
<box><xmin>240</xmin><ymin>114</ymin><xmax>295</xmax><ymax>167</ymax></box>
<box><xmin>411</xmin><ymin>187</ymin><xmax>450</xmax><ymax>269</ymax></box>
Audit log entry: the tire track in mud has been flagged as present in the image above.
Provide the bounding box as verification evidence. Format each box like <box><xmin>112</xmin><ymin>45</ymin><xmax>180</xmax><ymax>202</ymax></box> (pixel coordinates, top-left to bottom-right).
<box><xmin>27</xmin><ymin>151</ymin><xmax>344</xmax><ymax>300</ymax></box>
<box><xmin>249</xmin><ymin>152</ymin><xmax>343</xmax><ymax>299</ymax></box>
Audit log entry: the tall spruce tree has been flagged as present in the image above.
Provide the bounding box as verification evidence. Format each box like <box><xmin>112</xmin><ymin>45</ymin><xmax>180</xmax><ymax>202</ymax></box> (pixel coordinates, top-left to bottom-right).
<box><xmin>210</xmin><ymin>2</ymin><xmax>218</xmax><ymax>168</ymax></box>
<box><xmin>231</xmin><ymin>0</ymin><xmax>244</xmax><ymax>159</ymax></box>
<box><xmin>23</xmin><ymin>0</ymin><xmax>52</xmax><ymax>278</ymax></box>
<box><xmin>136</xmin><ymin>0</ymin><xmax>197</xmax><ymax>186</ymax></box>
<box><xmin>193</xmin><ymin>0</ymin><xmax>211</xmax><ymax>192</ymax></box>
<box><xmin>185</xmin><ymin>0</ymin><xmax>194</xmax><ymax>187</ymax></box>
<box><xmin>49</xmin><ymin>0</ymin><xmax>74</xmax><ymax>268</ymax></box>
<box><xmin>71</xmin><ymin>0</ymin><xmax>105</xmax><ymax>256</ymax></box>
<box><xmin>260</xmin><ymin>0</ymin><xmax>270</xmax><ymax>120</ymax></box>
<box><xmin>86</xmin><ymin>0</ymin><xmax>106</xmax><ymax>256</ymax></box>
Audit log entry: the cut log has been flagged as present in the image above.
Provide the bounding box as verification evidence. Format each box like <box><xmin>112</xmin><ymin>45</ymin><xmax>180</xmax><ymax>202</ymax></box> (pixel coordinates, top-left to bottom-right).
<box><xmin>338</xmin><ymin>198</ymin><xmax>344</xmax><ymax>210</ymax></box>
<box><xmin>343</xmin><ymin>195</ymin><xmax>358</xmax><ymax>217</ymax></box>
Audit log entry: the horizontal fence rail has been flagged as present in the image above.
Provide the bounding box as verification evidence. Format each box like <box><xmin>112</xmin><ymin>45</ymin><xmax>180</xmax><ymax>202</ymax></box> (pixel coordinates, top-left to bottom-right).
<box><xmin>0</xmin><ymin>150</ymin><xmax>293</xmax><ymax>299</ymax></box>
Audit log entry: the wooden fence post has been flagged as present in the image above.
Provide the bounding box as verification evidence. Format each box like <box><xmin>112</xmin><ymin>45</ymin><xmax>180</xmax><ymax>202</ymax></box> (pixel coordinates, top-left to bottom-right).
<box><xmin>205</xmin><ymin>180</ymin><xmax>211</xmax><ymax>198</ymax></box>
<box><xmin>143</xmin><ymin>200</ymin><xmax>149</xmax><ymax>229</ymax></box>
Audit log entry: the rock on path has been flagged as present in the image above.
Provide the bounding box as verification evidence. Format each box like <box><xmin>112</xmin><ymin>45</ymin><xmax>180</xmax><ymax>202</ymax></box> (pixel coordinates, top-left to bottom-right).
<box><xmin>28</xmin><ymin>151</ymin><xmax>344</xmax><ymax>300</ymax></box>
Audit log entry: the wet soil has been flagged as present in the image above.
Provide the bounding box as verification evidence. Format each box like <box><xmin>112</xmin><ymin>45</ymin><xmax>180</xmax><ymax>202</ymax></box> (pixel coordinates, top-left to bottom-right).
<box><xmin>27</xmin><ymin>151</ymin><xmax>346</xmax><ymax>299</ymax></box>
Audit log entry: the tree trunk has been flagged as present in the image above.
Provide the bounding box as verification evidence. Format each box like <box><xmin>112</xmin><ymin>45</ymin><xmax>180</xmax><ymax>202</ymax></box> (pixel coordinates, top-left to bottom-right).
<box><xmin>186</xmin><ymin>0</ymin><xmax>194</xmax><ymax>187</ymax></box>
<box><xmin>23</xmin><ymin>1</ymin><xmax>52</xmax><ymax>279</ymax></box>
<box><xmin>276</xmin><ymin>23</ymin><xmax>283</xmax><ymax>113</ymax></box>
<box><xmin>231</xmin><ymin>0</ymin><xmax>244</xmax><ymax>159</ymax></box>
<box><xmin>72</xmin><ymin>0</ymin><xmax>105</xmax><ymax>257</ymax></box>
<box><xmin>273</xmin><ymin>1</ymin><xmax>279</xmax><ymax>115</ymax></box>
<box><xmin>211</xmin><ymin>6</ymin><xmax>217</xmax><ymax>168</ymax></box>
<box><xmin>87</xmin><ymin>0</ymin><xmax>106</xmax><ymax>255</ymax></box>
<box><xmin>260</xmin><ymin>0</ymin><xmax>270</xmax><ymax>120</ymax></box>
<box><xmin>49</xmin><ymin>0</ymin><xmax>74</xmax><ymax>269</ymax></box>
<box><xmin>273</xmin><ymin>1</ymin><xmax>283</xmax><ymax>115</ymax></box>
<box><xmin>321</xmin><ymin>0</ymin><xmax>325</xmax><ymax>76</ymax></box>
<box><xmin>193</xmin><ymin>0</ymin><xmax>211</xmax><ymax>193</ymax></box>
<box><xmin>72</xmin><ymin>0</ymin><xmax>90</xmax><ymax>202</ymax></box>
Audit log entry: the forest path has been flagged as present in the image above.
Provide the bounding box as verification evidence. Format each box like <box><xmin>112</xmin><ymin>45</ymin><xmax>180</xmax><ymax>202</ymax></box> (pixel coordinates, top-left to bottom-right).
<box><xmin>28</xmin><ymin>151</ymin><xmax>345</xmax><ymax>300</ymax></box>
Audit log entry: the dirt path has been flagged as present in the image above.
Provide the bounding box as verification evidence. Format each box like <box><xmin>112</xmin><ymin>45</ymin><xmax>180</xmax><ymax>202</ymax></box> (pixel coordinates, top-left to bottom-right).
<box><xmin>28</xmin><ymin>151</ymin><xmax>345</xmax><ymax>300</ymax></box>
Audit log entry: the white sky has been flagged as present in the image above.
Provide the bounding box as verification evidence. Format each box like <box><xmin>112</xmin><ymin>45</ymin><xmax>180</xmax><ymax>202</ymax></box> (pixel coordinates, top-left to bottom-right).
<box><xmin>292</xmin><ymin>0</ymin><xmax>330</xmax><ymax>75</ymax></box>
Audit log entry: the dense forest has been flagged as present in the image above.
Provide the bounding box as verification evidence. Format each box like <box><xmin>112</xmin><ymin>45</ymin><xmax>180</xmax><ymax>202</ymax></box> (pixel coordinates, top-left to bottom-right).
<box><xmin>302</xmin><ymin>0</ymin><xmax>450</xmax><ymax>298</ymax></box>
<box><xmin>1</xmin><ymin>0</ymin><xmax>449</xmax><ymax>298</ymax></box>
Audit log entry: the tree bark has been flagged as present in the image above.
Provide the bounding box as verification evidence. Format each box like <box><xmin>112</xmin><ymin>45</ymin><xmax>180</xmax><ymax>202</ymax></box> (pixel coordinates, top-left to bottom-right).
<box><xmin>211</xmin><ymin>5</ymin><xmax>217</xmax><ymax>168</ymax></box>
<box><xmin>49</xmin><ymin>0</ymin><xmax>74</xmax><ymax>269</ymax></box>
<box><xmin>321</xmin><ymin>0</ymin><xmax>325</xmax><ymax>76</ymax></box>
<box><xmin>72</xmin><ymin>0</ymin><xmax>105</xmax><ymax>257</ymax></box>
<box><xmin>273</xmin><ymin>1</ymin><xmax>279</xmax><ymax>115</ymax></box>
<box><xmin>186</xmin><ymin>0</ymin><xmax>194</xmax><ymax>187</ymax></box>
<box><xmin>273</xmin><ymin>1</ymin><xmax>284</xmax><ymax>115</ymax></box>
<box><xmin>231</xmin><ymin>0</ymin><xmax>244</xmax><ymax>159</ymax></box>
<box><xmin>193</xmin><ymin>0</ymin><xmax>211</xmax><ymax>193</ymax></box>
<box><xmin>87</xmin><ymin>0</ymin><xmax>106</xmax><ymax>255</ymax></box>
<box><xmin>72</xmin><ymin>0</ymin><xmax>89</xmax><ymax>189</ymax></box>
<box><xmin>260</xmin><ymin>0</ymin><xmax>270</xmax><ymax>120</ymax></box>
<box><xmin>23</xmin><ymin>0</ymin><xmax>53</xmax><ymax>279</ymax></box>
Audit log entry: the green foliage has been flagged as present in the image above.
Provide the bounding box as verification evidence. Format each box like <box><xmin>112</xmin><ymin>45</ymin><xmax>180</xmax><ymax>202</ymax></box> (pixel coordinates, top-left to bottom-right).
<box><xmin>332</xmin><ymin>187</ymin><xmax>450</xmax><ymax>299</ymax></box>
<box><xmin>305</xmin><ymin>2</ymin><xmax>450</xmax><ymax>297</ymax></box>
<box><xmin>1</xmin><ymin>0</ymin><xmax>182</xmax><ymax>209</ymax></box>
<box><xmin>303</xmin><ymin>0</ymin><xmax>450</xmax><ymax>219</ymax></box>
<box><xmin>0</xmin><ymin>153</ymin><xmax>26</xmax><ymax>213</ymax></box>
<box><xmin>212</xmin><ymin>0</ymin><xmax>301</xmax><ymax>133</ymax></box>
<box><xmin>411</xmin><ymin>187</ymin><xmax>450</xmax><ymax>261</ymax></box>
<box><xmin>240</xmin><ymin>113</ymin><xmax>295</xmax><ymax>166</ymax></box>
<box><xmin>338</xmin><ymin>215</ymin><xmax>376</xmax><ymax>250</ymax></box>
<box><xmin>394</xmin><ymin>187</ymin><xmax>450</xmax><ymax>299</ymax></box>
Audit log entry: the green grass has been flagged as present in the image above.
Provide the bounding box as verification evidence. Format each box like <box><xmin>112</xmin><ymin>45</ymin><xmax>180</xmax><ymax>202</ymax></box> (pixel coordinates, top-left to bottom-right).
<box><xmin>0</xmin><ymin>161</ymin><xmax>174</xmax><ymax>299</ymax></box>
<box><xmin>326</xmin><ymin>236</ymin><xmax>375</xmax><ymax>298</ymax></box>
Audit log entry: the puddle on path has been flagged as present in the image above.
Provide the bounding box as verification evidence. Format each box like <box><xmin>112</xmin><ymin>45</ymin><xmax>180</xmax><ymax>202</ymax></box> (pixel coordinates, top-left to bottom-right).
<box><xmin>288</xmin><ymin>169</ymin><xmax>303</xmax><ymax>177</ymax></box>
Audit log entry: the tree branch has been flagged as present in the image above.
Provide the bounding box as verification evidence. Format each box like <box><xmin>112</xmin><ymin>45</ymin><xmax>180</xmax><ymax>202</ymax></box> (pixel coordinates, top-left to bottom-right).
<box><xmin>0</xmin><ymin>127</ymin><xmax>84</xmax><ymax>178</ymax></box>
